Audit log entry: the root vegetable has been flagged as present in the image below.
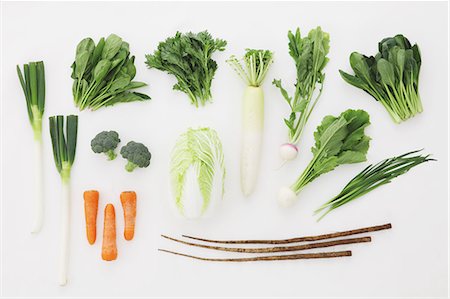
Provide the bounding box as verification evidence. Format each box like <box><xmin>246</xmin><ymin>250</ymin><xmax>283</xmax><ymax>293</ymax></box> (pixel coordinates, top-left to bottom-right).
<box><xmin>83</xmin><ymin>190</ymin><xmax>99</xmax><ymax>245</ymax></box>
<box><xmin>120</xmin><ymin>191</ymin><xmax>137</xmax><ymax>241</ymax></box>
<box><xmin>102</xmin><ymin>204</ymin><xmax>117</xmax><ymax>261</ymax></box>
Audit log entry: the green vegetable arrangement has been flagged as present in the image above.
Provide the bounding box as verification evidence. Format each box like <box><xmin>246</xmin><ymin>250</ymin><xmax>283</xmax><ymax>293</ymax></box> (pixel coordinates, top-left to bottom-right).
<box><xmin>170</xmin><ymin>128</ymin><xmax>226</xmax><ymax>218</ymax></box>
<box><xmin>91</xmin><ymin>131</ymin><xmax>121</xmax><ymax>160</ymax></box>
<box><xmin>278</xmin><ymin>109</ymin><xmax>371</xmax><ymax>207</ymax></box>
<box><xmin>16</xmin><ymin>61</ymin><xmax>46</xmax><ymax>233</ymax></box>
<box><xmin>49</xmin><ymin>115</ymin><xmax>78</xmax><ymax>286</ymax></box>
<box><xmin>315</xmin><ymin>150</ymin><xmax>434</xmax><ymax>220</ymax></box>
<box><xmin>340</xmin><ymin>34</ymin><xmax>422</xmax><ymax>123</ymax></box>
<box><xmin>145</xmin><ymin>31</ymin><xmax>227</xmax><ymax>107</ymax></box>
<box><xmin>71</xmin><ymin>34</ymin><xmax>150</xmax><ymax>111</ymax></box>
<box><xmin>273</xmin><ymin>27</ymin><xmax>330</xmax><ymax>161</ymax></box>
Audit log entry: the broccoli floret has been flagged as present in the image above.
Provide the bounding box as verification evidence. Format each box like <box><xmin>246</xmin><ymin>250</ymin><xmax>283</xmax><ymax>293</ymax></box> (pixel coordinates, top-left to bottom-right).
<box><xmin>120</xmin><ymin>141</ymin><xmax>151</xmax><ymax>172</ymax></box>
<box><xmin>91</xmin><ymin>131</ymin><xmax>121</xmax><ymax>160</ymax></box>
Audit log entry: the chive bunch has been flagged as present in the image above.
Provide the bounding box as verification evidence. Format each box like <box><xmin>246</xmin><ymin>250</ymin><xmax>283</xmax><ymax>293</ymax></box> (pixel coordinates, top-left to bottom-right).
<box><xmin>315</xmin><ymin>150</ymin><xmax>434</xmax><ymax>220</ymax></box>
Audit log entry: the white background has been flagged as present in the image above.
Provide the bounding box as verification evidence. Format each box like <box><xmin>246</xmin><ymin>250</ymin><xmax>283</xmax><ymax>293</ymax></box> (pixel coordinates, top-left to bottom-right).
<box><xmin>1</xmin><ymin>1</ymin><xmax>448</xmax><ymax>298</ymax></box>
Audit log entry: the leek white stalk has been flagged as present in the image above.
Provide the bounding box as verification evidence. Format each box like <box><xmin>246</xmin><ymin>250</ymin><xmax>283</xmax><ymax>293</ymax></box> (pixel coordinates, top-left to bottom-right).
<box><xmin>31</xmin><ymin>137</ymin><xmax>44</xmax><ymax>232</ymax></box>
<box><xmin>227</xmin><ymin>49</ymin><xmax>274</xmax><ymax>196</ymax></box>
<box><xmin>49</xmin><ymin>115</ymin><xmax>78</xmax><ymax>286</ymax></box>
<box><xmin>59</xmin><ymin>174</ymin><xmax>70</xmax><ymax>285</ymax></box>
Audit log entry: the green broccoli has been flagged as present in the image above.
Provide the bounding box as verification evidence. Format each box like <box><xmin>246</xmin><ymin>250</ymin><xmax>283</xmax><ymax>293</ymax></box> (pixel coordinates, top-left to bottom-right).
<box><xmin>120</xmin><ymin>141</ymin><xmax>151</xmax><ymax>172</ymax></box>
<box><xmin>91</xmin><ymin>131</ymin><xmax>121</xmax><ymax>160</ymax></box>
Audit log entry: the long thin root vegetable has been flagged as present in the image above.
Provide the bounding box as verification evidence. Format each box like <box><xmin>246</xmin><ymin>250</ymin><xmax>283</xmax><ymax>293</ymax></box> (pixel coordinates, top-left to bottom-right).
<box><xmin>227</xmin><ymin>49</ymin><xmax>274</xmax><ymax>196</ymax></box>
<box><xmin>120</xmin><ymin>191</ymin><xmax>137</xmax><ymax>241</ymax></box>
<box><xmin>241</xmin><ymin>86</ymin><xmax>264</xmax><ymax>195</ymax></box>
<box><xmin>102</xmin><ymin>204</ymin><xmax>117</xmax><ymax>261</ymax></box>
<box><xmin>159</xmin><ymin>249</ymin><xmax>352</xmax><ymax>262</ymax></box>
<box><xmin>83</xmin><ymin>190</ymin><xmax>99</xmax><ymax>245</ymax></box>
<box><xmin>182</xmin><ymin>223</ymin><xmax>392</xmax><ymax>245</ymax></box>
<box><xmin>161</xmin><ymin>235</ymin><xmax>371</xmax><ymax>253</ymax></box>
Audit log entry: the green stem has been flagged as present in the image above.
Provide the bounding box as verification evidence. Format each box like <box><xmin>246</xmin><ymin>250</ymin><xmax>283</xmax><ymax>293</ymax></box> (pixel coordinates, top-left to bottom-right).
<box><xmin>60</xmin><ymin>162</ymin><xmax>71</xmax><ymax>184</ymax></box>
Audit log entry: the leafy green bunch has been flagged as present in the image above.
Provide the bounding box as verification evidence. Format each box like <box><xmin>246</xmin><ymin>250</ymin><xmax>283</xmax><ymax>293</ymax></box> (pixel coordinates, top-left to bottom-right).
<box><xmin>71</xmin><ymin>34</ymin><xmax>150</xmax><ymax>111</ymax></box>
<box><xmin>315</xmin><ymin>150</ymin><xmax>434</xmax><ymax>220</ymax></box>
<box><xmin>340</xmin><ymin>34</ymin><xmax>422</xmax><ymax>123</ymax></box>
<box><xmin>273</xmin><ymin>27</ymin><xmax>330</xmax><ymax>145</ymax></box>
<box><xmin>291</xmin><ymin>109</ymin><xmax>371</xmax><ymax>195</ymax></box>
<box><xmin>145</xmin><ymin>31</ymin><xmax>227</xmax><ymax>107</ymax></box>
<box><xmin>227</xmin><ymin>49</ymin><xmax>274</xmax><ymax>87</ymax></box>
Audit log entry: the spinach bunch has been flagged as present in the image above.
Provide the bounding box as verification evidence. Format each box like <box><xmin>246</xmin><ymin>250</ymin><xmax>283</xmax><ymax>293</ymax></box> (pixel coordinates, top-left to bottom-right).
<box><xmin>340</xmin><ymin>34</ymin><xmax>422</xmax><ymax>123</ymax></box>
<box><xmin>145</xmin><ymin>31</ymin><xmax>227</xmax><ymax>107</ymax></box>
<box><xmin>72</xmin><ymin>34</ymin><xmax>150</xmax><ymax>111</ymax></box>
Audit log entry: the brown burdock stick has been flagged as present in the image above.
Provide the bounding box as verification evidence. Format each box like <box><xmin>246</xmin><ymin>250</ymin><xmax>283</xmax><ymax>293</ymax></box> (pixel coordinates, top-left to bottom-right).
<box><xmin>182</xmin><ymin>223</ymin><xmax>391</xmax><ymax>245</ymax></box>
<box><xmin>161</xmin><ymin>234</ymin><xmax>371</xmax><ymax>253</ymax></box>
<box><xmin>158</xmin><ymin>249</ymin><xmax>352</xmax><ymax>262</ymax></box>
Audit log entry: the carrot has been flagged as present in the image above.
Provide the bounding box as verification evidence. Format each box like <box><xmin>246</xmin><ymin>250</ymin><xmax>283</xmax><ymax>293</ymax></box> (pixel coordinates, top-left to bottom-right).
<box><xmin>120</xmin><ymin>191</ymin><xmax>137</xmax><ymax>241</ymax></box>
<box><xmin>101</xmin><ymin>204</ymin><xmax>117</xmax><ymax>261</ymax></box>
<box><xmin>83</xmin><ymin>190</ymin><xmax>99</xmax><ymax>245</ymax></box>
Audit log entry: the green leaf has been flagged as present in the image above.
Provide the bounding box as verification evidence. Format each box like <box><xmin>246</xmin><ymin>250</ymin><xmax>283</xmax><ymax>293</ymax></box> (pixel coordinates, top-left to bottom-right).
<box><xmin>349</xmin><ymin>52</ymin><xmax>372</xmax><ymax>84</ymax></box>
<box><xmin>109</xmin><ymin>76</ymin><xmax>131</xmax><ymax>92</ymax></box>
<box><xmin>76</xmin><ymin>38</ymin><xmax>95</xmax><ymax>56</ymax></box>
<box><xmin>293</xmin><ymin>99</ymin><xmax>308</xmax><ymax>113</ymax></box>
<box><xmin>377</xmin><ymin>58</ymin><xmax>396</xmax><ymax>87</ymax></box>
<box><xmin>284</xmin><ymin>112</ymin><xmax>296</xmax><ymax>131</ymax></box>
<box><xmin>339</xmin><ymin>70</ymin><xmax>369</xmax><ymax>90</ymax></box>
<box><xmin>36</xmin><ymin>61</ymin><xmax>45</xmax><ymax>114</ymax></box>
<box><xmin>49</xmin><ymin>116</ymin><xmax>62</xmax><ymax>173</ymax></box>
<box><xmin>91</xmin><ymin>37</ymin><xmax>105</xmax><ymax>66</ymax></box>
<box><xmin>66</xmin><ymin>115</ymin><xmax>78</xmax><ymax>166</ymax></box>
<box><xmin>272</xmin><ymin>79</ymin><xmax>292</xmax><ymax>105</ymax></box>
<box><xmin>75</xmin><ymin>51</ymin><xmax>90</xmax><ymax>79</ymax></box>
<box><xmin>102</xmin><ymin>34</ymin><xmax>123</xmax><ymax>60</ymax></box>
<box><xmin>93</xmin><ymin>59</ymin><xmax>111</xmax><ymax>83</ymax></box>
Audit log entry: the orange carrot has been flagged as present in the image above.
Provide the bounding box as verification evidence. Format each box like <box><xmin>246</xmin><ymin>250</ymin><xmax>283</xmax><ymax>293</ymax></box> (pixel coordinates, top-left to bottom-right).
<box><xmin>120</xmin><ymin>191</ymin><xmax>137</xmax><ymax>241</ymax></box>
<box><xmin>101</xmin><ymin>204</ymin><xmax>117</xmax><ymax>261</ymax></box>
<box><xmin>83</xmin><ymin>190</ymin><xmax>99</xmax><ymax>245</ymax></box>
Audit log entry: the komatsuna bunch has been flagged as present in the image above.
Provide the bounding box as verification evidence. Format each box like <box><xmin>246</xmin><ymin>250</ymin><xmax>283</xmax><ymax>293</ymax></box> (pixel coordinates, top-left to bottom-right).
<box><xmin>340</xmin><ymin>34</ymin><xmax>422</xmax><ymax>123</ymax></box>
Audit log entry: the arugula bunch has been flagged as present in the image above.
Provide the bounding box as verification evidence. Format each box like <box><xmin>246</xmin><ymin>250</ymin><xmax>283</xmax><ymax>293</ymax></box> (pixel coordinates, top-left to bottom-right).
<box><xmin>145</xmin><ymin>31</ymin><xmax>227</xmax><ymax>107</ymax></box>
<box><xmin>273</xmin><ymin>27</ymin><xmax>330</xmax><ymax>147</ymax></box>
<box><xmin>278</xmin><ymin>109</ymin><xmax>371</xmax><ymax>207</ymax></box>
<box><xmin>71</xmin><ymin>34</ymin><xmax>150</xmax><ymax>111</ymax></box>
<box><xmin>340</xmin><ymin>34</ymin><xmax>422</xmax><ymax>123</ymax></box>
